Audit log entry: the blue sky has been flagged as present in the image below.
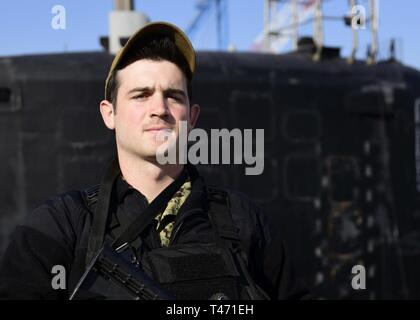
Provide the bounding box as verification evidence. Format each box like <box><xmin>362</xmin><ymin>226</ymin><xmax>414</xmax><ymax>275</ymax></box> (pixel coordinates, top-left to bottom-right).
<box><xmin>0</xmin><ymin>0</ymin><xmax>419</xmax><ymax>69</ymax></box>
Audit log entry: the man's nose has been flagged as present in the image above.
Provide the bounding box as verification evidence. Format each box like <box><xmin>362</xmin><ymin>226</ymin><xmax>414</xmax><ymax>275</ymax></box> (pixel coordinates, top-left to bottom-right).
<box><xmin>150</xmin><ymin>93</ymin><xmax>169</xmax><ymax>117</ymax></box>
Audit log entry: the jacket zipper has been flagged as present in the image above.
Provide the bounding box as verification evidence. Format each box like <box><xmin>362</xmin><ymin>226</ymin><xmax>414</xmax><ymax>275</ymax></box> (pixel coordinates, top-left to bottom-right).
<box><xmin>168</xmin><ymin>220</ymin><xmax>184</xmax><ymax>246</ymax></box>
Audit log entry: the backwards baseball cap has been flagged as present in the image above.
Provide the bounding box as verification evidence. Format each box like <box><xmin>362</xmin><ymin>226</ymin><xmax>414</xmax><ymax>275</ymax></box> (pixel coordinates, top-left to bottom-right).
<box><xmin>104</xmin><ymin>21</ymin><xmax>196</xmax><ymax>100</ymax></box>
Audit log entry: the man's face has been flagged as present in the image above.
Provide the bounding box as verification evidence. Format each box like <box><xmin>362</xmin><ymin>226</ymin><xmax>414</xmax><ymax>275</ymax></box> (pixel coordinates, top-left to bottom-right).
<box><xmin>102</xmin><ymin>59</ymin><xmax>199</xmax><ymax>162</ymax></box>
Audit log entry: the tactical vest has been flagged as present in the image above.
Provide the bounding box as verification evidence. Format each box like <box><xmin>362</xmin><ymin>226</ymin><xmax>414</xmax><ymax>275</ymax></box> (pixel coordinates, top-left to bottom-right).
<box><xmin>70</xmin><ymin>159</ymin><xmax>269</xmax><ymax>300</ymax></box>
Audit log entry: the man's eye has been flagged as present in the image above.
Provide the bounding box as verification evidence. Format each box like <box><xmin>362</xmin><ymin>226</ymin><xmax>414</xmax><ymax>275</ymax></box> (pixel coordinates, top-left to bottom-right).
<box><xmin>168</xmin><ymin>95</ymin><xmax>182</xmax><ymax>102</ymax></box>
<box><xmin>133</xmin><ymin>94</ymin><xmax>147</xmax><ymax>100</ymax></box>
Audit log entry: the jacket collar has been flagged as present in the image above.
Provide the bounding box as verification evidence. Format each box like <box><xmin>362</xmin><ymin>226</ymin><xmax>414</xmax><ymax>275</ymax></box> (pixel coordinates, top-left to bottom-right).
<box><xmin>107</xmin><ymin>164</ymin><xmax>207</xmax><ymax>230</ymax></box>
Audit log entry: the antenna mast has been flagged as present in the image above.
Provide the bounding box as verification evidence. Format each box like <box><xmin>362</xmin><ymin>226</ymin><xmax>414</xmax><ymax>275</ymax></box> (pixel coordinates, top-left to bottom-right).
<box><xmin>313</xmin><ymin>0</ymin><xmax>324</xmax><ymax>61</ymax></box>
<box><xmin>367</xmin><ymin>0</ymin><xmax>378</xmax><ymax>64</ymax></box>
<box><xmin>348</xmin><ymin>0</ymin><xmax>359</xmax><ymax>64</ymax></box>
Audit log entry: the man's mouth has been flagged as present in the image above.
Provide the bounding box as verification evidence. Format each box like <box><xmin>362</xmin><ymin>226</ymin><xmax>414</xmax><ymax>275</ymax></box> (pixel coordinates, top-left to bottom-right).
<box><xmin>144</xmin><ymin>127</ymin><xmax>172</xmax><ymax>132</ymax></box>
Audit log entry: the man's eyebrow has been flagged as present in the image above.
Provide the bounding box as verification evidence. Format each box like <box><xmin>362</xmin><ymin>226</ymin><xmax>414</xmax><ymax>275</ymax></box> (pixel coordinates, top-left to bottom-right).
<box><xmin>126</xmin><ymin>87</ymin><xmax>186</xmax><ymax>97</ymax></box>
<box><xmin>163</xmin><ymin>88</ymin><xmax>187</xmax><ymax>98</ymax></box>
<box><xmin>126</xmin><ymin>87</ymin><xmax>154</xmax><ymax>95</ymax></box>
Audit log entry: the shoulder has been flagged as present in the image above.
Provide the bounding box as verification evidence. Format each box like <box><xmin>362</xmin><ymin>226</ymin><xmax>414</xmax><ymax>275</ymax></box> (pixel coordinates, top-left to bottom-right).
<box><xmin>206</xmin><ymin>185</ymin><xmax>272</xmax><ymax>245</ymax></box>
<box><xmin>0</xmin><ymin>189</ymin><xmax>94</xmax><ymax>299</ymax></box>
<box><xmin>212</xmin><ymin>186</ymin><xmax>266</xmax><ymax>223</ymax></box>
<box><xmin>21</xmin><ymin>188</ymin><xmax>94</xmax><ymax>246</ymax></box>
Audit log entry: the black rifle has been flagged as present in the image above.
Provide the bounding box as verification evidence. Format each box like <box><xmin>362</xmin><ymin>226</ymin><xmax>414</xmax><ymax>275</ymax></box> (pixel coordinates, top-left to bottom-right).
<box><xmin>69</xmin><ymin>242</ymin><xmax>176</xmax><ymax>300</ymax></box>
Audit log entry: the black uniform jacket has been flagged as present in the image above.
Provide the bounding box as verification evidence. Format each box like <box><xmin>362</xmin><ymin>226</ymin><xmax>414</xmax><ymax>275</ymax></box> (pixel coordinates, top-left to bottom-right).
<box><xmin>0</xmin><ymin>165</ymin><xmax>311</xmax><ymax>300</ymax></box>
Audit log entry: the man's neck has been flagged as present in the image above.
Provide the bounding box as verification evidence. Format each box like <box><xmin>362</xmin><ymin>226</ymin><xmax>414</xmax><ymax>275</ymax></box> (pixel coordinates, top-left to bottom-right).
<box><xmin>118</xmin><ymin>153</ymin><xmax>185</xmax><ymax>203</ymax></box>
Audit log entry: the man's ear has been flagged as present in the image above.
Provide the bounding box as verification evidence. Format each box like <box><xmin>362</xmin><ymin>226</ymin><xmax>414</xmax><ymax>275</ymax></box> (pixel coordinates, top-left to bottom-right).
<box><xmin>100</xmin><ymin>100</ymin><xmax>115</xmax><ymax>130</ymax></box>
<box><xmin>189</xmin><ymin>104</ymin><xmax>200</xmax><ymax>130</ymax></box>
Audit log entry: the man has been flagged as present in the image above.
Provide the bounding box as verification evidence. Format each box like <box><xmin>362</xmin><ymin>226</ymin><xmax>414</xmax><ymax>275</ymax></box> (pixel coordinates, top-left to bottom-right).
<box><xmin>0</xmin><ymin>22</ymin><xmax>310</xmax><ymax>300</ymax></box>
